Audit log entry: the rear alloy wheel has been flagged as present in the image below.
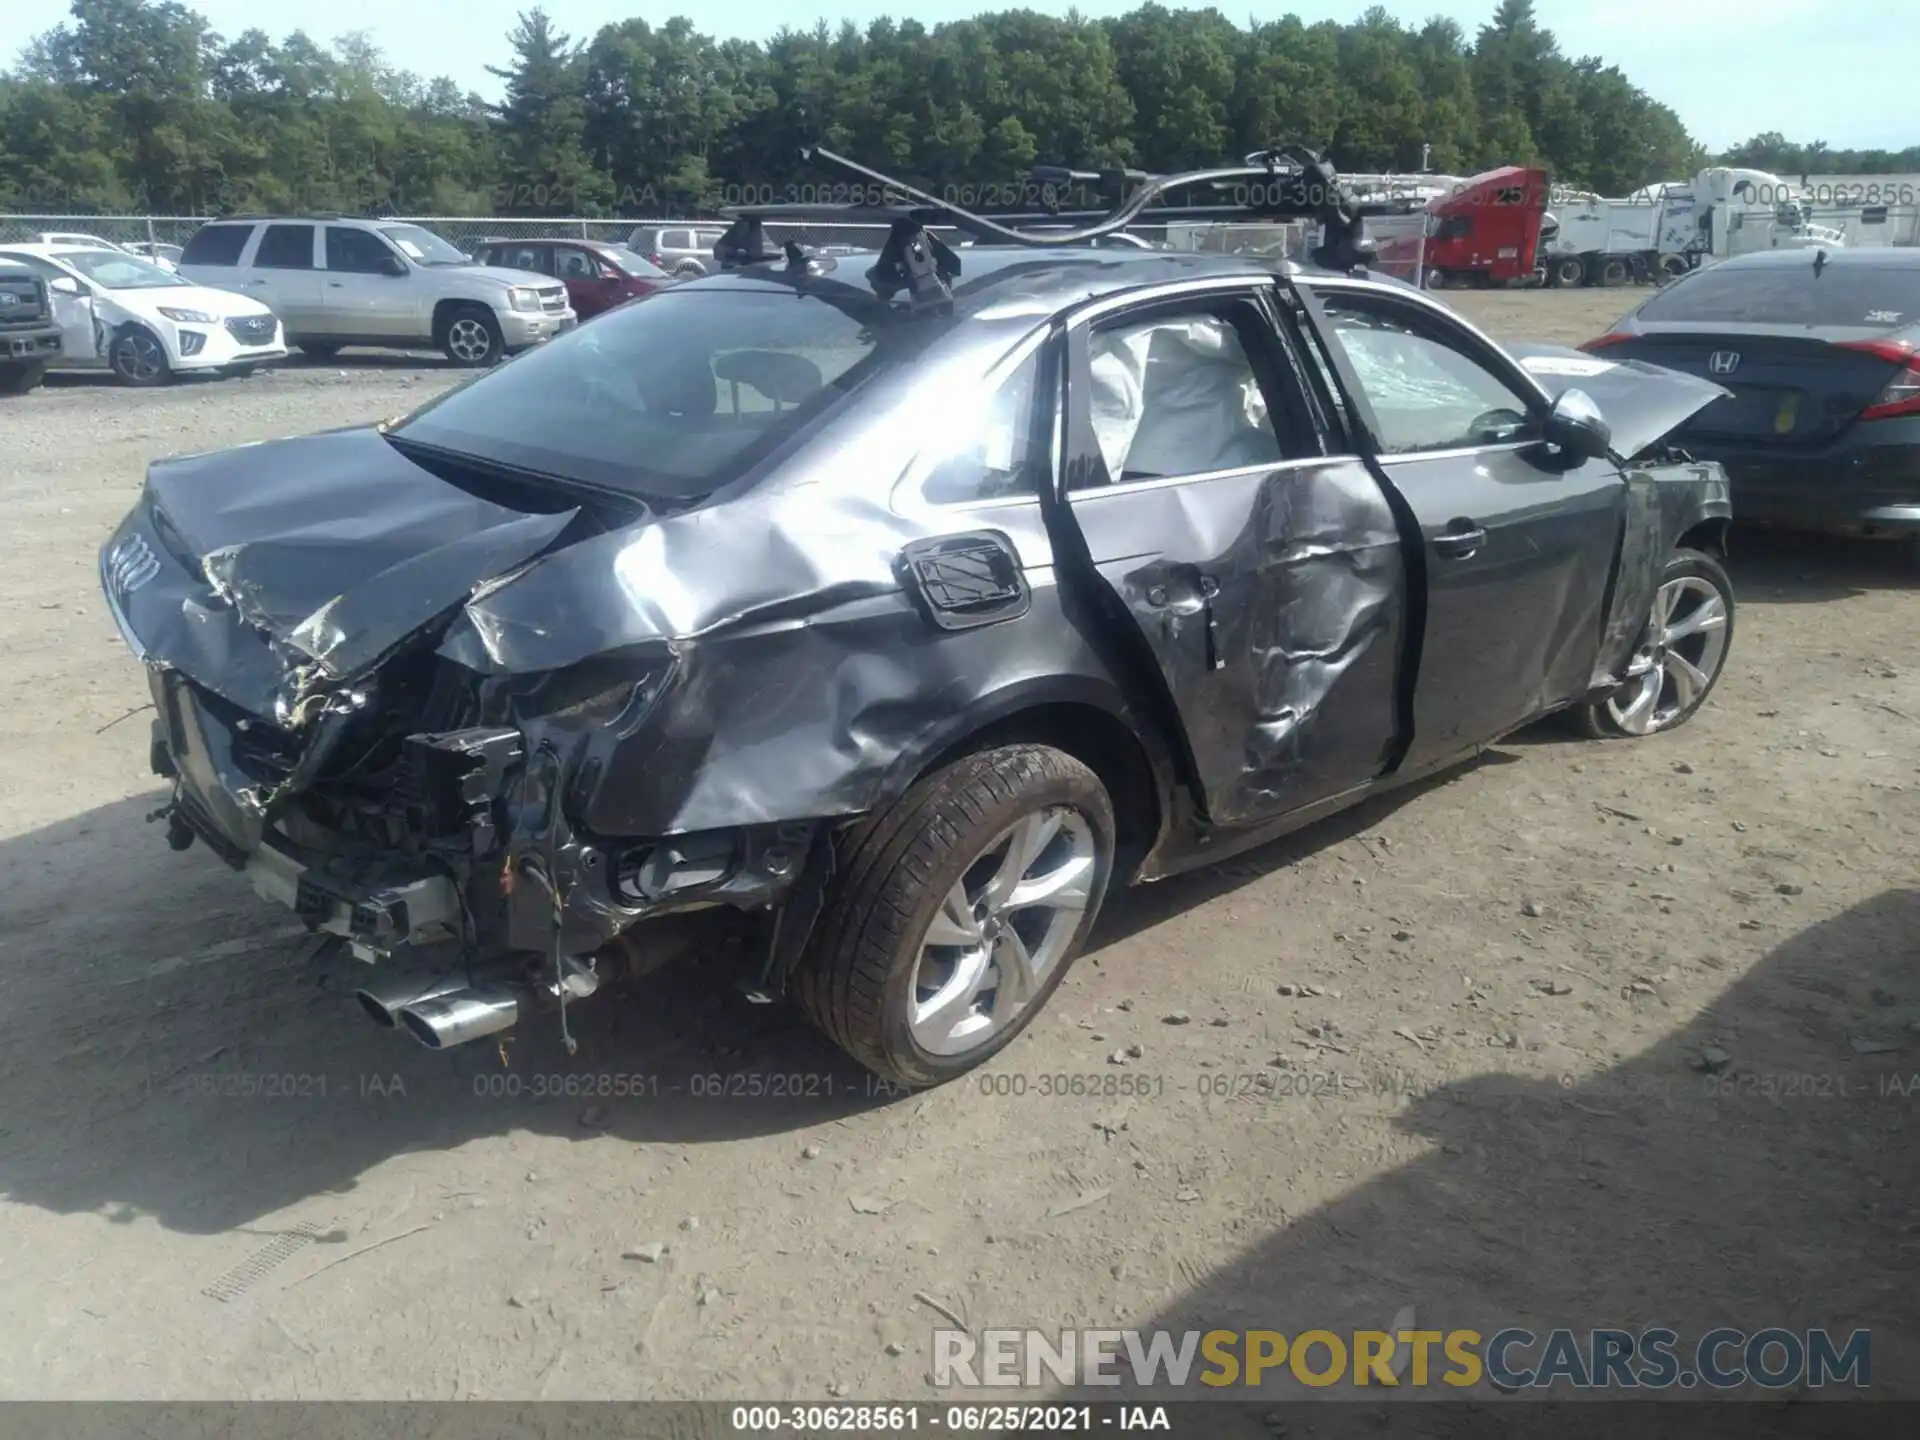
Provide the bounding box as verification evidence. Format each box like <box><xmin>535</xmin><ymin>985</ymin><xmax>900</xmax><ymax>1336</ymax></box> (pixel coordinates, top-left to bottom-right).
<box><xmin>109</xmin><ymin>325</ymin><xmax>171</xmax><ymax>387</ymax></box>
<box><xmin>1570</xmin><ymin>548</ymin><xmax>1734</xmax><ymax>738</ymax></box>
<box><xmin>794</xmin><ymin>744</ymin><xmax>1114</xmax><ymax>1088</ymax></box>
<box><xmin>1552</xmin><ymin>256</ymin><xmax>1586</xmax><ymax>287</ymax></box>
<box><xmin>1423</xmin><ymin>267</ymin><xmax>1448</xmax><ymax>290</ymax></box>
<box><xmin>439</xmin><ymin>305</ymin><xmax>504</xmax><ymax>367</ymax></box>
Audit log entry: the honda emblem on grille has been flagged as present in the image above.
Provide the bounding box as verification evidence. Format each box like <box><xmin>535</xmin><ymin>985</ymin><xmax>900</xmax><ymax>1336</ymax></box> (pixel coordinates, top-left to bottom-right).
<box><xmin>107</xmin><ymin>533</ymin><xmax>161</xmax><ymax>597</ymax></box>
<box><xmin>1709</xmin><ymin>350</ymin><xmax>1741</xmax><ymax>375</ymax></box>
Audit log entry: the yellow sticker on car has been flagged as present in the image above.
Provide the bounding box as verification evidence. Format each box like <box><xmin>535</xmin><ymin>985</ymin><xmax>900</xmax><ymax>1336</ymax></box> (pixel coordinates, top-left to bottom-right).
<box><xmin>1775</xmin><ymin>393</ymin><xmax>1799</xmax><ymax>434</ymax></box>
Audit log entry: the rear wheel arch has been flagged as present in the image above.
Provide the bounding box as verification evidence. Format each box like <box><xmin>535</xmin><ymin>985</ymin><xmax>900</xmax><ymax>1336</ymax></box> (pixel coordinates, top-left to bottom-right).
<box><xmin>880</xmin><ymin>683</ymin><xmax>1170</xmax><ymax>884</ymax></box>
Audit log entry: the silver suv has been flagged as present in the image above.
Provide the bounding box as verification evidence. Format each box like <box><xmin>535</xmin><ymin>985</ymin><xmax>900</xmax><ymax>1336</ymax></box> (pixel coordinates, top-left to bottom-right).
<box><xmin>626</xmin><ymin>225</ymin><xmax>729</xmax><ymax>277</ymax></box>
<box><xmin>178</xmin><ymin>217</ymin><xmax>575</xmax><ymax>366</ymax></box>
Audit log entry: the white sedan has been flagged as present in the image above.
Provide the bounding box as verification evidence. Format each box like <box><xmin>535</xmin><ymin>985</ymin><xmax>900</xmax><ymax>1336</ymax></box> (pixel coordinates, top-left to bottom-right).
<box><xmin>0</xmin><ymin>243</ymin><xmax>287</xmax><ymax>385</ymax></box>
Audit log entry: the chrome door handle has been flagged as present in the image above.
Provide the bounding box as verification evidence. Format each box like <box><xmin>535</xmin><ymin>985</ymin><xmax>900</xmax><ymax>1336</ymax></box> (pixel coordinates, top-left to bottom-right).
<box><xmin>1432</xmin><ymin>523</ymin><xmax>1486</xmax><ymax>559</ymax></box>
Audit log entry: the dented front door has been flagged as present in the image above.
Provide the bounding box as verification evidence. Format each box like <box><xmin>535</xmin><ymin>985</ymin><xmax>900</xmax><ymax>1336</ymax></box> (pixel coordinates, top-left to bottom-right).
<box><xmin>1056</xmin><ymin>286</ymin><xmax>1409</xmax><ymax>830</ymax></box>
<box><xmin>1307</xmin><ymin>288</ymin><xmax>1625</xmax><ymax>765</ymax></box>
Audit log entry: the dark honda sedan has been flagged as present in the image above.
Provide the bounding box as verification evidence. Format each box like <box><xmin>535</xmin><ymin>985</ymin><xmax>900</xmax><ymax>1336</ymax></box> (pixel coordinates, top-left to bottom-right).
<box><xmin>472</xmin><ymin>237</ymin><xmax>676</xmax><ymax>319</ymax></box>
<box><xmin>100</xmin><ymin>246</ymin><xmax>1736</xmax><ymax>1087</ymax></box>
<box><xmin>1584</xmin><ymin>247</ymin><xmax>1920</xmax><ymax>544</ymax></box>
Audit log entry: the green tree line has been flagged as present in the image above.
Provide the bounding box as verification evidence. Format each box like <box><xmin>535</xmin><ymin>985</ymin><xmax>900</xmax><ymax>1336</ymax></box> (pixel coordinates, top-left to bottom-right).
<box><xmin>1</xmin><ymin>0</ymin><xmax>1907</xmax><ymax>218</ymax></box>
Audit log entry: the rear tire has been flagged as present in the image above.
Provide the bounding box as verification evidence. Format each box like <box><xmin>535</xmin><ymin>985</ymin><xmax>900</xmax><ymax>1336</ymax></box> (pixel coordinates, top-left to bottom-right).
<box><xmin>1599</xmin><ymin>257</ymin><xmax>1630</xmax><ymax>287</ymax></box>
<box><xmin>793</xmin><ymin>744</ymin><xmax>1115</xmax><ymax>1089</ymax></box>
<box><xmin>1552</xmin><ymin>255</ymin><xmax>1586</xmax><ymax>287</ymax></box>
<box><xmin>1567</xmin><ymin>548</ymin><xmax>1734</xmax><ymax>739</ymax></box>
<box><xmin>438</xmin><ymin>304</ymin><xmax>503</xmax><ymax>367</ymax></box>
<box><xmin>1422</xmin><ymin>268</ymin><xmax>1448</xmax><ymax>290</ymax></box>
<box><xmin>0</xmin><ymin>362</ymin><xmax>47</xmax><ymax>395</ymax></box>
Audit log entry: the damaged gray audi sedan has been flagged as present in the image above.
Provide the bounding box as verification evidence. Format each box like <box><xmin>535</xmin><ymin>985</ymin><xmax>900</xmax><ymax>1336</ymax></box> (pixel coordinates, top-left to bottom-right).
<box><xmin>99</xmin><ymin>158</ymin><xmax>1738</xmax><ymax>1087</ymax></box>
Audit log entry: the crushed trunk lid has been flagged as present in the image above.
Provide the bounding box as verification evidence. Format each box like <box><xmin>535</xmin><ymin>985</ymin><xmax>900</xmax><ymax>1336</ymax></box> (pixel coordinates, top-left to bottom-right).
<box><xmin>117</xmin><ymin>427</ymin><xmax>578</xmax><ymax>720</ymax></box>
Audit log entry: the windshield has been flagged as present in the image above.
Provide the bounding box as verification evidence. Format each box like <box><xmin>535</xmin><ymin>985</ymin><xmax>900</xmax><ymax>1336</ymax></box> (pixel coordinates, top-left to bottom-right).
<box><xmin>389</xmin><ymin>285</ymin><xmax>932</xmax><ymax>500</ymax></box>
<box><xmin>1637</xmin><ymin>262</ymin><xmax>1920</xmax><ymax>328</ymax></box>
<box><xmin>379</xmin><ymin>225</ymin><xmax>469</xmax><ymax>267</ymax></box>
<box><xmin>602</xmin><ymin>245</ymin><xmax>669</xmax><ymax>279</ymax></box>
<box><xmin>59</xmin><ymin>250</ymin><xmax>186</xmax><ymax>289</ymax></box>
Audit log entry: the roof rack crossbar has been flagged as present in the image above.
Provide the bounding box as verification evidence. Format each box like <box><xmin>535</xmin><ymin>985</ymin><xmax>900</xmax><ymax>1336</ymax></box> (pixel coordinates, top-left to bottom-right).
<box><xmin>712</xmin><ymin>142</ymin><xmax>1425</xmax><ymax>294</ymax></box>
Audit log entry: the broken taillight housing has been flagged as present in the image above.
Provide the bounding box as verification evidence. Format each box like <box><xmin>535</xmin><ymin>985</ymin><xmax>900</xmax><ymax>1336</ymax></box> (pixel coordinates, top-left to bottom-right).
<box><xmin>1838</xmin><ymin>338</ymin><xmax>1920</xmax><ymax>422</ymax></box>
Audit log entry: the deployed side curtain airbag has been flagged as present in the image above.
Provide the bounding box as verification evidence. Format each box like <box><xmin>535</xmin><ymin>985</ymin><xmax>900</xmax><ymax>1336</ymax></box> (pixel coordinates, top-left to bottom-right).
<box><xmin>1087</xmin><ymin>317</ymin><xmax>1280</xmax><ymax>481</ymax></box>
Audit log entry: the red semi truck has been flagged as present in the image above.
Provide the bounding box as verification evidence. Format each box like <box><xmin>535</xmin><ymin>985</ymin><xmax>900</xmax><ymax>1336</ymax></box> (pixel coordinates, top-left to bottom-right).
<box><xmin>1369</xmin><ymin>165</ymin><xmax>1551</xmax><ymax>289</ymax></box>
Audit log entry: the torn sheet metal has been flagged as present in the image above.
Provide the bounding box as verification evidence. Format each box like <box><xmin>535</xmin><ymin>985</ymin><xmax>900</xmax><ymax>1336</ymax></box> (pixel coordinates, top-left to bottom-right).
<box><xmin>1591</xmin><ymin>455</ymin><xmax>1733</xmax><ymax>689</ymax></box>
<box><xmin>1501</xmin><ymin>348</ymin><xmax>1735</xmax><ymax>689</ymax></box>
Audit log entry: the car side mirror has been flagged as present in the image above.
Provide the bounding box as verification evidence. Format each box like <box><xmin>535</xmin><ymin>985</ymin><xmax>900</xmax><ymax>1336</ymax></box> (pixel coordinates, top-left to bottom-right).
<box><xmin>380</xmin><ymin>254</ymin><xmax>409</xmax><ymax>277</ymax></box>
<box><xmin>49</xmin><ymin>276</ymin><xmax>83</xmax><ymax>296</ymax></box>
<box><xmin>1542</xmin><ymin>388</ymin><xmax>1612</xmax><ymax>460</ymax></box>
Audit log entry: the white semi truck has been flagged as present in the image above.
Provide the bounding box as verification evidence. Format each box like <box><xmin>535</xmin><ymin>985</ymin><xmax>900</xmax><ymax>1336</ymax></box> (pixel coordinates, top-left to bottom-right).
<box><xmin>1540</xmin><ymin>167</ymin><xmax>1856</xmax><ymax>287</ymax></box>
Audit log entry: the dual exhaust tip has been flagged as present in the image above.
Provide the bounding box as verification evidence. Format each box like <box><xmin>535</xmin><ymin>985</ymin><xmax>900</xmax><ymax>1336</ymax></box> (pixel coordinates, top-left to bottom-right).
<box><xmin>355</xmin><ymin>973</ymin><xmax>519</xmax><ymax>1050</ymax></box>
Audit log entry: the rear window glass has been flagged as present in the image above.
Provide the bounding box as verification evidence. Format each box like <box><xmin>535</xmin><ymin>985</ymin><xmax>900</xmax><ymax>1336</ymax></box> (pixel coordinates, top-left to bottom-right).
<box><xmin>181</xmin><ymin>224</ymin><xmax>251</xmax><ymax>266</ymax></box>
<box><xmin>1636</xmin><ymin>263</ymin><xmax>1920</xmax><ymax>328</ymax></box>
<box><xmin>390</xmin><ymin>287</ymin><xmax>941</xmax><ymax>502</ymax></box>
<box><xmin>255</xmin><ymin>224</ymin><xmax>315</xmax><ymax>269</ymax></box>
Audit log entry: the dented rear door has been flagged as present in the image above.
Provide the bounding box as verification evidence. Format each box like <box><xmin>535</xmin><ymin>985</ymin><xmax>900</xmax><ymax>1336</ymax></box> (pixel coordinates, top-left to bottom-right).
<box><xmin>1055</xmin><ymin>283</ymin><xmax>1409</xmax><ymax>830</ymax></box>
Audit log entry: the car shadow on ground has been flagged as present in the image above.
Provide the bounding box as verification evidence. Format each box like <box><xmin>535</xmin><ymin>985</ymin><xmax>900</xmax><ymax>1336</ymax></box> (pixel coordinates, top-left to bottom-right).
<box><xmin>0</xmin><ymin>758</ymin><xmax>1481</xmax><ymax>1235</ymax></box>
<box><xmin>41</xmin><ymin>369</ymin><xmax>249</xmax><ymax>390</ymax></box>
<box><xmin>1069</xmin><ymin>886</ymin><xmax>1920</xmax><ymax>1408</ymax></box>
<box><xmin>282</xmin><ymin>349</ymin><xmax>465</xmax><ymax>370</ymax></box>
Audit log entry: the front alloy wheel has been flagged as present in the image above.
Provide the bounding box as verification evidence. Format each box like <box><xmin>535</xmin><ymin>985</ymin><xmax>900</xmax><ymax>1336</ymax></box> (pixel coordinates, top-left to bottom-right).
<box><xmin>110</xmin><ymin>327</ymin><xmax>170</xmax><ymax>386</ymax></box>
<box><xmin>440</xmin><ymin>305</ymin><xmax>503</xmax><ymax>367</ymax></box>
<box><xmin>1573</xmin><ymin>548</ymin><xmax>1734</xmax><ymax>738</ymax></box>
<box><xmin>795</xmin><ymin>744</ymin><xmax>1114</xmax><ymax>1088</ymax></box>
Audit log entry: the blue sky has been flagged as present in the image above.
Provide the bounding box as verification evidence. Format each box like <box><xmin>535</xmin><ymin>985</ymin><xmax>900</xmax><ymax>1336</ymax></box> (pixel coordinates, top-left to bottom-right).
<box><xmin>2</xmin><ymin>0</ymin><xmax>1908</xmax><ymax>153</ymax></box>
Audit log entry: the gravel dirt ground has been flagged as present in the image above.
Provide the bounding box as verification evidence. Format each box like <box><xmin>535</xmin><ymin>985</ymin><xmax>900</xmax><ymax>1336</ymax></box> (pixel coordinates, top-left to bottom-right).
<box><xmin>1</xmin><ymin>291</ymin><xmax>1916</xmax><ymax>1404</ymax></box>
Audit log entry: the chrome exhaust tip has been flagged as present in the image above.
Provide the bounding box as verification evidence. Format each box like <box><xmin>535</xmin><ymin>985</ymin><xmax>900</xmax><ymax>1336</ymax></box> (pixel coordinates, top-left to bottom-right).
<box><xmin>354</xmin><ymin>971</ymin><xmax>470</xmax><ymax>1029</ymax></box>
<box><xmin>395</xmin><ymin>987</ymin><xmax>520</xmax><ymax>1050</ymax></box>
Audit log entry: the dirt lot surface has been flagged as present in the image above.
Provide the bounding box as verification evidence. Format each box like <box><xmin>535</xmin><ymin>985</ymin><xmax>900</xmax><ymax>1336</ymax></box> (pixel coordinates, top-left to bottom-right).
<box><xmin>1</xmin><ymin>291</ymin><xmax>1916</xmax><ymax>1405</ymax></box>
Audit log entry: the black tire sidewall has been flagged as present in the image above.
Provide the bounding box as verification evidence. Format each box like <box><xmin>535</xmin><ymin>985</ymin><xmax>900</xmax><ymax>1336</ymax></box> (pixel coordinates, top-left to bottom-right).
<box><xmin>813</xmin><ymin>746</ymin><xmax>1116</xmax><ymax>1089</ymax></box>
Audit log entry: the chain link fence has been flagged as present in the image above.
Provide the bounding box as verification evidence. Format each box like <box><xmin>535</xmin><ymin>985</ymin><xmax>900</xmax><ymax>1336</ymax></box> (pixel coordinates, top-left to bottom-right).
<box><xmin>1</xmin><ymin>212</ymin><xmax>1321</xmax><ymax>266</ymax></box>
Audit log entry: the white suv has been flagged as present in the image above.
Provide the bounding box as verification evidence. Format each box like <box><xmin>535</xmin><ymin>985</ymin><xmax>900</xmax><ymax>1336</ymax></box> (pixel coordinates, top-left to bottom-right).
<box><xmin>179</xmin><ymin>217</ymin><xmax>575</xmax><ymax>366</ymax></box>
